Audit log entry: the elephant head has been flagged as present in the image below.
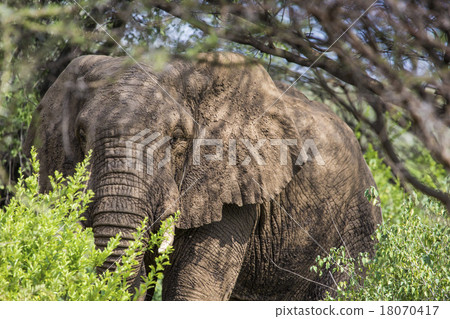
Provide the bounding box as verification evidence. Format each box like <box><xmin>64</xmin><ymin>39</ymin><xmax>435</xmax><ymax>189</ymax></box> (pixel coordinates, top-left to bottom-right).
<box><xmin>24</xmin><ymin>52</ymin><xmax>306</xmax><ymax>289</ymax></box>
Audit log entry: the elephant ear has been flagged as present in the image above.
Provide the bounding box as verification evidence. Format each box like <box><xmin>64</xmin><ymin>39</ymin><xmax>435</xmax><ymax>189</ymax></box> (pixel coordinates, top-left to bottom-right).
<box><xmin>23</xmin><ymin>55</ymin><xmax>113</xmax><ymax>192</ymax></box>
<box><xmin>177</xmin><ymin>53</ymin><xmax>303</xmax><ymax>229</ymax></box>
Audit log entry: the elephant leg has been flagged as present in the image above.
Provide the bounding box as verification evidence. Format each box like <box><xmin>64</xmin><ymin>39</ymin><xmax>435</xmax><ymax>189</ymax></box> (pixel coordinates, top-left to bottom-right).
<box><xmin>162</xmin><ymin>204</ymin><xmax>258</xmax><ymax>300</ymax></box>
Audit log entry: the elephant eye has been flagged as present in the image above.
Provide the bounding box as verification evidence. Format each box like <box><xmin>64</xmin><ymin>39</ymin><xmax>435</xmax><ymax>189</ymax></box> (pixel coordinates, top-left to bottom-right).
<box><xmin>171</xmin><ymin>128</ymin><xmax>184</xmax><ymax>145</ymax></box>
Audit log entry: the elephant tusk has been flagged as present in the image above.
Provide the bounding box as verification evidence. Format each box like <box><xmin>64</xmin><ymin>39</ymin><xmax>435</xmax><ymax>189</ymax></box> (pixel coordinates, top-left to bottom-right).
<box><xmin>158</xmin><ymin>224</ymin><xmax>175</xmax><ymax>253</ymax></box>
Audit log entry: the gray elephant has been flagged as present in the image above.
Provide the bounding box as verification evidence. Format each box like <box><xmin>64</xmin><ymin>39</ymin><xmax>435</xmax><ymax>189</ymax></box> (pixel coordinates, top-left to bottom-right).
<box><xmin>25</xmin><ymin>52</ymin><xmax>382</xmax><ymax>300</ymax></box>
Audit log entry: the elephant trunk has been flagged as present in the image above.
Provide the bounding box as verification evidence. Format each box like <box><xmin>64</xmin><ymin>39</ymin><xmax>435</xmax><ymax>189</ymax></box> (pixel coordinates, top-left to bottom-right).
<box><xmin>91</xmin><ymin>171</ymin><xmax>151</xmax><ymax>289</ymax></box>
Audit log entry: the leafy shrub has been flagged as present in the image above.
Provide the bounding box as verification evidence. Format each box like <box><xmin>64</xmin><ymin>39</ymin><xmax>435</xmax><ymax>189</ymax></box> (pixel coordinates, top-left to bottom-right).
<box><xmin>0</xmin><ymin>148</ymin><xmax>175</xmax><ymax>300</ymax></box>
<box><xmin>311</xmin><ymin>144</ymin><xmax>450</xmax><ymax>300</ymax></box>
<box><xmin>313</xmin><ymin>197</ymin><xmax>449</xmax><ymax>300</ymax></box>
<box><xmin>364</xmin><ymin>144</ymin><xmax>405</xmax><ymax>223</ymax></box>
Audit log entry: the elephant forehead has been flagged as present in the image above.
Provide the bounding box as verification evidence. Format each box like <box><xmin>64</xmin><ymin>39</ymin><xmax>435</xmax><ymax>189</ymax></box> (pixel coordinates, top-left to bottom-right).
<box><xmin>81</xmin><ymin>87</ymin><xmax>181</xmax><ymax>132</ymax></box>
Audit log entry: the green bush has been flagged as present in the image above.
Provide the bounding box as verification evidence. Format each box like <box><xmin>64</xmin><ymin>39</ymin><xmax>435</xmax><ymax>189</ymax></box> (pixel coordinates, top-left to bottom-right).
<box><xmin>312</xmin><ymin>144</ymin><xmax>450</xmax><ymax>300</ymax></box>
<box><xmin>313</xmin><ymin>197</ymin><xmax>449</xmax><ymax>300</ymax></box>
<box><xmin>0</xmin><ymin>148</ymin><xmax>175</xmax><ymax>300</ymax></box>
<box><xmin>364</xmin><ymin>144</ymin><xmax>405</xmax><ymax>223</ymax></box>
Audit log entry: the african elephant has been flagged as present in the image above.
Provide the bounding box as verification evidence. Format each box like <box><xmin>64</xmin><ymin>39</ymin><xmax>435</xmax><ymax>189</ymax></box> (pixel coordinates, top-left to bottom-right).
<box><xmin>25</xmin><ymin>52</ymin><xmax>382</xmax><ymax>300</ymax></box>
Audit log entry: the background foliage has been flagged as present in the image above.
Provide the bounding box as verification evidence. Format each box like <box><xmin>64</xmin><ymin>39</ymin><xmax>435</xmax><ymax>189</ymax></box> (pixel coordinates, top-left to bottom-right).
<box><xmin>0</xmin><ymin>0</ymin><xmax>448</xmax><ymax>300</ymax></box>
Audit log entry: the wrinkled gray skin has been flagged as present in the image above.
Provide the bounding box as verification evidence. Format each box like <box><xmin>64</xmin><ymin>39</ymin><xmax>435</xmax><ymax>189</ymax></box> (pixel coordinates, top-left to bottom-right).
<box><xmin>25</xmin><ymin>53</ymin><xmax>382</xmax><ymax>300</ymax></box>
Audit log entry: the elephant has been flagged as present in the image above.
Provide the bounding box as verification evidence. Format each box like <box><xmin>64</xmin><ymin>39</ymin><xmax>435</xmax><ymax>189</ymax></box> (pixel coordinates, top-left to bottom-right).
<box><xmin>24</xmin><ymin>52</ymin><xmax>382</xmax><ymax>300</ymax></box>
